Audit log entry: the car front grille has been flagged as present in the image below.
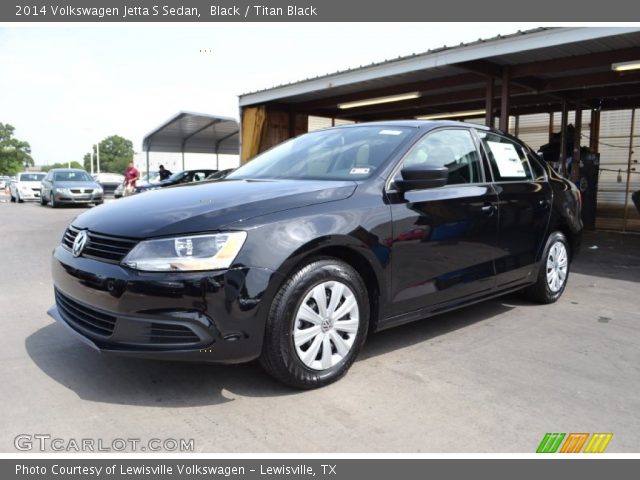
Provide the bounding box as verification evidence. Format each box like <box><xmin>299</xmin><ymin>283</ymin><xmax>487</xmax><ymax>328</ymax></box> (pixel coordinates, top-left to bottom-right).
<box><xmin>70</xmin><ymin>188</ymin><xmax>93</xmax><ymax>194</ymax></box>
<box><xmin>54</xmin><ymin>289</ymin><xmax>205</xmax><ymax>348</ymax></box>
<box><xmin>55</xmin><ymin>288</ymin><xmax>117</xmax><ymax>337</ymax></box>
<box><xmin>149</xmin><ymin>323</ymin><xmax>201</xmax><ymax>345</ymax></box>
<box><xmin>62</xmin><ymin>226</ymin><xmax>137</xmax><ymax>263</ymax></box>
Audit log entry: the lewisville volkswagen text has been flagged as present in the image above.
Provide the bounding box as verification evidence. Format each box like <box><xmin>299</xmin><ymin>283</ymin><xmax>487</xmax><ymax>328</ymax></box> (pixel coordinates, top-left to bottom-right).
<box><xmin>49</xmin><ymin>121</ymin><xmax>582</xmax><ymax>389</ymax></box>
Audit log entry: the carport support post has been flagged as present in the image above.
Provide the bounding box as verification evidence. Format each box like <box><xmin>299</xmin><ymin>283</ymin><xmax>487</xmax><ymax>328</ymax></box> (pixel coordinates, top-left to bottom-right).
<box><xmin>548</xmin><ymin>112</ymin><xmax>554</xmax><ymax>142</ymax></box>
<box><xmin>623</xmin><ymin>108</ymin><xmax>636</xmax><ymax>232</ymax></box>
<box><xmin>485</xmin><ymin>77</ymin><xmax>494</xmax><ymax>127</ymax></box>
<box><xmin>146</xmin><ymin>150</ymin><xmax>149</xmax><ymax>178</ymax></box>
<box><xmin>181</xmin><ymin>151</ymin><xmax>185</xmax><ymax>171</ymax></box>
<box><xmin>499</xmin><ymin>68</ymin><xmax>510</xmax><ymax>133</ymax></box>
<box><xmin>560</xmin><ymin>102</ymin><xmax>569</xmax><ymax>176</ymax></box>
<box><xmin>571</xmin><ymin>107</ymin><xmax>582</xmax><ymax>182</ymax></box>
<box><xmin>590</xmin><ymin>109</ymin><xmax>600</xmax><ymax>154</ymax></box>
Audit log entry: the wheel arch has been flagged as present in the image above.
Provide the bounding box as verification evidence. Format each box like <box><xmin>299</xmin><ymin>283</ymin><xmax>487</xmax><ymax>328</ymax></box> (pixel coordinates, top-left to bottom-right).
<box><xmin>270</xmin><ymin>238</ymin><xmax>385</xmax><ymax>334</ymax></box>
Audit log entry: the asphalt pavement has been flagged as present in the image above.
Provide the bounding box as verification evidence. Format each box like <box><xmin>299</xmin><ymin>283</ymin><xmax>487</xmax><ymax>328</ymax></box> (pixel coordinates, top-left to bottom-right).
<box><xmin>1</xmin><ymin>193</ymin><xmax>639</xmax><ymax>452</ymax></box>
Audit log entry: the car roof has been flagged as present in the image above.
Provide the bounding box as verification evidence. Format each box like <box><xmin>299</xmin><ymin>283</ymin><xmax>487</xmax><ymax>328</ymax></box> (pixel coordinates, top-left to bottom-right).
<box><xmin>50</xmin><ymin>168</ymin><xmax>89</xmax><ymax>172</ymax></box>
<box><xmin>328</xmin><ymin>119</ymin><xmax>493</xmax><ymax>131</ymax></box>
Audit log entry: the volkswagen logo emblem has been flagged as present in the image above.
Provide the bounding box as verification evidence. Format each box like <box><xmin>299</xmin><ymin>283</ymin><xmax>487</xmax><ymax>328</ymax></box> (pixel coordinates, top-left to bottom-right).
<box><xmin>72</xmin><ymin>230</ymin><xmax>88</xmax><ymax>257</ymax></box>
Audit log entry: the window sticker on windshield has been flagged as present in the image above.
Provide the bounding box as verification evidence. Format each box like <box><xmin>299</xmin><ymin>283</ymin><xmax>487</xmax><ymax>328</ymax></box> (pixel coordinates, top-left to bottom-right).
<box><xmin>350</xmin><ymin>167</ymin><xmax>370</xmax><ymax>175</ymax></box>
<box><xmin>379</xmin><ymin>129</ymin><xmax>403</xmax><ymax>135</ymax></box>
<box><xmin>487</xmin><ymin>141</ymin><xmax>527</xmax><ymax>177</ymax></box>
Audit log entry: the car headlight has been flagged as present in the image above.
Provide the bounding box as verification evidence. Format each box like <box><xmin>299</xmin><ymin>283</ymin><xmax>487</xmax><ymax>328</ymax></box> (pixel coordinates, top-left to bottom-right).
<box><xmin>55</xmin><ymin>188</ymin><xmax>70</xmax><ymax>195</ymax></box>
<box><xmin>93</xmin><ymin>187</ymin><xmax>103</xmax><ymax>194</ymax></box>
<box><xmin>122</xmin><ymin>232</ymin><xmax>247</xmax><ymax>272</ymax></box>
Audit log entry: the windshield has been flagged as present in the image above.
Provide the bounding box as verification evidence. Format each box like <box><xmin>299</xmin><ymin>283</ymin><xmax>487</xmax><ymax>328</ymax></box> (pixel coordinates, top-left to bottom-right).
<box><xmin>167</xmin><ymin>171</ymin><xmax>185</xmax><ymax>182</ymax></box>
<box><xmin>54</xmin><ymin>171</ymin><xmax>93</xmax><ymax>182</ymax></box>
<box><xmin>228</xmin><ymin>126</ymin><xmax>414</xmax><ymax>181</ymax></box>
<box><xmin>19</xmin><ymin>173</ymin><xmax>45</xmax><ymax>182</ymax></box>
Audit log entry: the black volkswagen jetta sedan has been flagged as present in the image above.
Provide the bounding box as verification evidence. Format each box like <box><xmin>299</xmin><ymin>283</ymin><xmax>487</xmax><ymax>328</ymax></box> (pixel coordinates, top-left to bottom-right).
<box><xmin>49</xmin><ymin>121</ymin><xmax>582</xmax><ymax>389</ymax></box>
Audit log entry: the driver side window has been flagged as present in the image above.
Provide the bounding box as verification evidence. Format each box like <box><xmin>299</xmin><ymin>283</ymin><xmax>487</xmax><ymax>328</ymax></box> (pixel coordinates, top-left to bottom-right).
<box><xmin>400</xmin><ymin>129</ymin><xmax>482</xmax><ymax>185</ymax></box>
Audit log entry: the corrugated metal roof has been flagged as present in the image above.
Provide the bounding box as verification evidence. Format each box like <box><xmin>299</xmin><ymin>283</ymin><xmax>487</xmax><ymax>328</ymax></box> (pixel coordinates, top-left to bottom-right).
<box><xmin>142</xmin><ymin>112</ymin><xmax>239</xmax><ymax>155</ymax></box>
<box><xmin>239</xmin><ymin>27</ymin><xmax>640</xmax><ymax>107</ymax></box>
<box><xmin>240</xmin><ymin>28</ymin><xmax>550</xmax><ymax>97</ymax></box>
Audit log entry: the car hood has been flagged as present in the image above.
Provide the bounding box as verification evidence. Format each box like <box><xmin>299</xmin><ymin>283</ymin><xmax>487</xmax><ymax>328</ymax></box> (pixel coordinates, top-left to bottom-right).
<box><xmin>17</xmin><ymin>181</ymin><xmax>43</xmax><ymax>188</ymax></box>
<box><xmin>72</xmin><ymin>179</ymin><xmax>357</xmax><ymax>238</ymax></box>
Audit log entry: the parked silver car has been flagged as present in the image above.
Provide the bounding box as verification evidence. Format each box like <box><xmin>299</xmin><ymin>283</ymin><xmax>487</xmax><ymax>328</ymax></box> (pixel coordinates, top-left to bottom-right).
<box><xmin>40</xmin><ymin>169</ymin><xmax>103</xmax><ymax>208</ymax></box>
<box><xmin>9</xmin><ymin>172</ymin><xmax>46</xmax><ymax>202</ymax></box>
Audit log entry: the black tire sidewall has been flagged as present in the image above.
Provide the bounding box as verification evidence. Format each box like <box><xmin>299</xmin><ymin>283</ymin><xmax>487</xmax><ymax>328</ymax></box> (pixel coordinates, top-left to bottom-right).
<box><xmin>539</xmin><ymin>232</ymin><xmax>570</xmax><ymax>302</ymax></box>
<box><xmin>265</xmin><ymin>259</ymin><xmax>369</xmax><ymax>388</ymax></box>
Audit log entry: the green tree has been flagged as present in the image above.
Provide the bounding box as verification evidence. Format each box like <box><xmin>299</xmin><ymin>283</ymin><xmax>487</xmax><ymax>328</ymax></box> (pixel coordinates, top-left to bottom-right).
<box><xmin>0</xmin><ymin>123</ymin><xmax>34</xmax><ymax>175</ymax></box>
<box><xmin>42</xmin><ymin>161</ymin><xmax>84</xmax><ymax>172</ymax></box>
<box><xmin>83</xmin><ymin>135</ymin><xmax>134</xmax><ymax>174</ymax></box>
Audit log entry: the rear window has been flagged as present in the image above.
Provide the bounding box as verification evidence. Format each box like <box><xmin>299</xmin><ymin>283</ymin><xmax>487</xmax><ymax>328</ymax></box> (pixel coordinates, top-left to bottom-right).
<box><xmin>19</xmin><ymin>173</ymin><xmax>45</xmax><ymax>182</ymax></box>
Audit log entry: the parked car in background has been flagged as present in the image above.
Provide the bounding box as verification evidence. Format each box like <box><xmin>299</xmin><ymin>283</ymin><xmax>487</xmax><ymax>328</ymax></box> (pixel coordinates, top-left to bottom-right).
<box><xmin>49</xmin><ymin>121</ymin><xmax>582</xmax><ymax>389</ymax></box>
<box><xmin>113</xmin><ymin>182</ymin><xmax>125</xmax><ymax>199</ymax></box>
<box><xmin>205</xmin><ymin>168</ymin><xmax>235</xmax><ymax>181</ymax></box>
<box><xmin>40</xmin><ymin>169</ymin><xmax>103</xmax><ymax>208</ymax></box>
<box><xmin>0</xmin><ymin>176</ymin><xmax>11</xmax><ymax>189</ymax></box>
<box><xmin>135</xmin><ymin>169</ymin><xmax>217</xmax><ymax>193</ymax></box>
<box><xmin>9</xmin><ymin>172</ymin><xmax>46</xmax><ymax>202</ymax></box>
<box><xmin>139</xmin><ymin>171</ymin><xmax>160</xmax><ymax>184</ymax></box>
<box><xmin>92</xmin><ymin>173</ymin><xmax>125</xmax><ymax>196</ymax></box>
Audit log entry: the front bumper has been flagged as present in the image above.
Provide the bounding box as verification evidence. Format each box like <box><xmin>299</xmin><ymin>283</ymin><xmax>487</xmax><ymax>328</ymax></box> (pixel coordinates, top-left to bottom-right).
<box><xmin>53</xmin><ymin>192</ymin><xmax>103</xmax><ymax>204</ymax></box>
<box><xmin>18</xmin><ymin>189</ymin><xmax>40</xmax><ymax>200</ymax></box>
<box><xmin>50</xmin><ymin>245</ymin><xmax>280</xmax><ymax>363</ymax></box>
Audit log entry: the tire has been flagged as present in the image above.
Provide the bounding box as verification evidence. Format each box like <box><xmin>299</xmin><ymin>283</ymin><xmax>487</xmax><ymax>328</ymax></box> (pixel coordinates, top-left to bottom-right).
<box><xmin>16</xmin><ymin>191</ymin><xmax>23</xmax><ymax>203</ymax></box>
<box><xmin>94</xmin><ymin>201</ymin><xmax>103</xmax><ymax>206</ymax></box>
<box><xmin>260</xmin><ymin>257</ymin><xmax>369</xmax><ymax>389</ymax></box>
<box><xmin>10</xmin><ymin>192</ymin><xmax>15</xmax><ymax>203</ymax></box>
<box><xmin>50</xmin><ymin>195</ymin><xmax>58</xmax><ymax>208</ymax></box>
<box><xmin>525</xmin><ymin>231</ymin><xmax>570</xmax><ymax>304</ymax></box>
<box><xmin>40</xmin><ymin>194</ymin><xmax>47</xmax><ymax>206</ymax></box>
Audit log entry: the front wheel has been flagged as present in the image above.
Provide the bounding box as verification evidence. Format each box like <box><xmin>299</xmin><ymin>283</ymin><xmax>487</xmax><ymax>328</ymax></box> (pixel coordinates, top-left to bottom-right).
<box><xmin>260</xmin><ymin>258</ymin><xmax>369</xmax><ymax>389</ymax></box>
<box><xmin>525</xmin><ymin>231</ymin><xmax>570</xmax><ymax>304</ymax></box>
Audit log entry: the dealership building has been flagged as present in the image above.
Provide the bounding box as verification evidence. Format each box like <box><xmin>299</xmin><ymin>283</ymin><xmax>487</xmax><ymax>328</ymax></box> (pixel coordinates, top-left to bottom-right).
<box><xmin>238</xmin><ymin>27</ymin><xmax>640</xmax><ymax>233</ymax></box>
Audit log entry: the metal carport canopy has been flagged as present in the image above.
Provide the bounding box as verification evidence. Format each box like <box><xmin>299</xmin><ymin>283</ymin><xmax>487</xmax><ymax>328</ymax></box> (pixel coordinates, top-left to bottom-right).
<box><xmin>142</xmin><ymin>112</ymin><xmax>239</xmax><ymax>172</ymax></box>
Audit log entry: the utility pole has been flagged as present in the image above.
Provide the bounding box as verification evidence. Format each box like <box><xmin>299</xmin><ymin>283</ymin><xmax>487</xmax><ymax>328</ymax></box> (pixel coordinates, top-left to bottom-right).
<box><xmin>90</xmin><ymin>150</ymin><xmax>94</xmax><ymax>175</ymax></box>
<box><xmin>96</xmin><ymin>143</ymin><xmax>101</xmax><ymax>174</ymax></box>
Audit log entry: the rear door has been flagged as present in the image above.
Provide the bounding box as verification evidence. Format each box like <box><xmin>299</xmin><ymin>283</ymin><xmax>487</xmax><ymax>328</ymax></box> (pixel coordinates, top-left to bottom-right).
<box><xmin>474</xmin><ymin>130</ymin><xmax>552</xmax><ymax>289</ymax></box>
<box><xmin>387</xmin><ymin>127</ymin><xmax>499</xmax><ymax>317</ymax></box>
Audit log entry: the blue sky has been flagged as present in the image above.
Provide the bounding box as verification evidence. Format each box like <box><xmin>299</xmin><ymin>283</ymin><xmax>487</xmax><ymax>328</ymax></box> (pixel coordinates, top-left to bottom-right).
<box><xmin>0</xmin><ymin>24</ymin><xmax>536</xmax><ymax>165</ymax></box>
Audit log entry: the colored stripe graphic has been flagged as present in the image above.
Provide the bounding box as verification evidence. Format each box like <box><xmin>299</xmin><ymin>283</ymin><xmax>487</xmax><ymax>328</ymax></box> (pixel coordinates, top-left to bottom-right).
<box><xmin>584</xmin><ymin>433</ymin><xmax>613</xmax><ymax>453</ymax></box>
<box><xmin>560</xmin><ymin>433</ymin><xmax>589</xmax><ymax>453</ymax></box>
<box><xmin>537</xmin><ymin>433</ymin><xmax>566</xmax><ymax>453</ymax></box>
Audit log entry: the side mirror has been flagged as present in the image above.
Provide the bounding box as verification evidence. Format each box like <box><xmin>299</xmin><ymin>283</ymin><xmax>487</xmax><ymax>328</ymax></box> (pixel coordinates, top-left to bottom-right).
<box><xmin>395</xmin><ymin>164</ymin><xmax>449</xmax><ymax>192</ymax></box>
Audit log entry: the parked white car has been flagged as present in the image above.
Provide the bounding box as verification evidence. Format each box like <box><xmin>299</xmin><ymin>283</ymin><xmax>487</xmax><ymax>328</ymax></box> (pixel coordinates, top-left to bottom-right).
<box><xmin>9</xmin><ymin>172</ymin><xmax>46</xmax><ymax>203</ymax></box>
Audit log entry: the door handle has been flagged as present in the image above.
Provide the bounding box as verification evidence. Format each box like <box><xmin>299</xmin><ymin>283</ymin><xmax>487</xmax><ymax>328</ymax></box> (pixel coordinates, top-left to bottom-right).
<box><xmin>481</xmin><ymin>204</ymin><xmax>496</xmax><ymax>216</ymax></box>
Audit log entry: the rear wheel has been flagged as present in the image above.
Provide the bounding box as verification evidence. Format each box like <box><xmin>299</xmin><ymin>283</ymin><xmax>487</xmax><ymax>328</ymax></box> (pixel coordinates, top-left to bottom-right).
<box><xmin>525</xmin><ymin>231</ymin><xmax>570</xmax><ymax>304</ymax></box>
<box><xmin>260</xmin><ymin>258</ymin><xmax>369</xmax><ymax>389</ymax></box>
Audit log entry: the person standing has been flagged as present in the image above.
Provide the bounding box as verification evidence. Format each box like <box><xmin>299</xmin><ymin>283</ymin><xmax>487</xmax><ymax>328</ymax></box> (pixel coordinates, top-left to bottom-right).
<box><xmin>123</xmin><ymin>161</ymin><xmax>140</xmax><ymax>196</ymax></box>
<box><xmin>158</xmin><ymin>164</ymin><xmax>172</xmax><ymax>181</ymax></box>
